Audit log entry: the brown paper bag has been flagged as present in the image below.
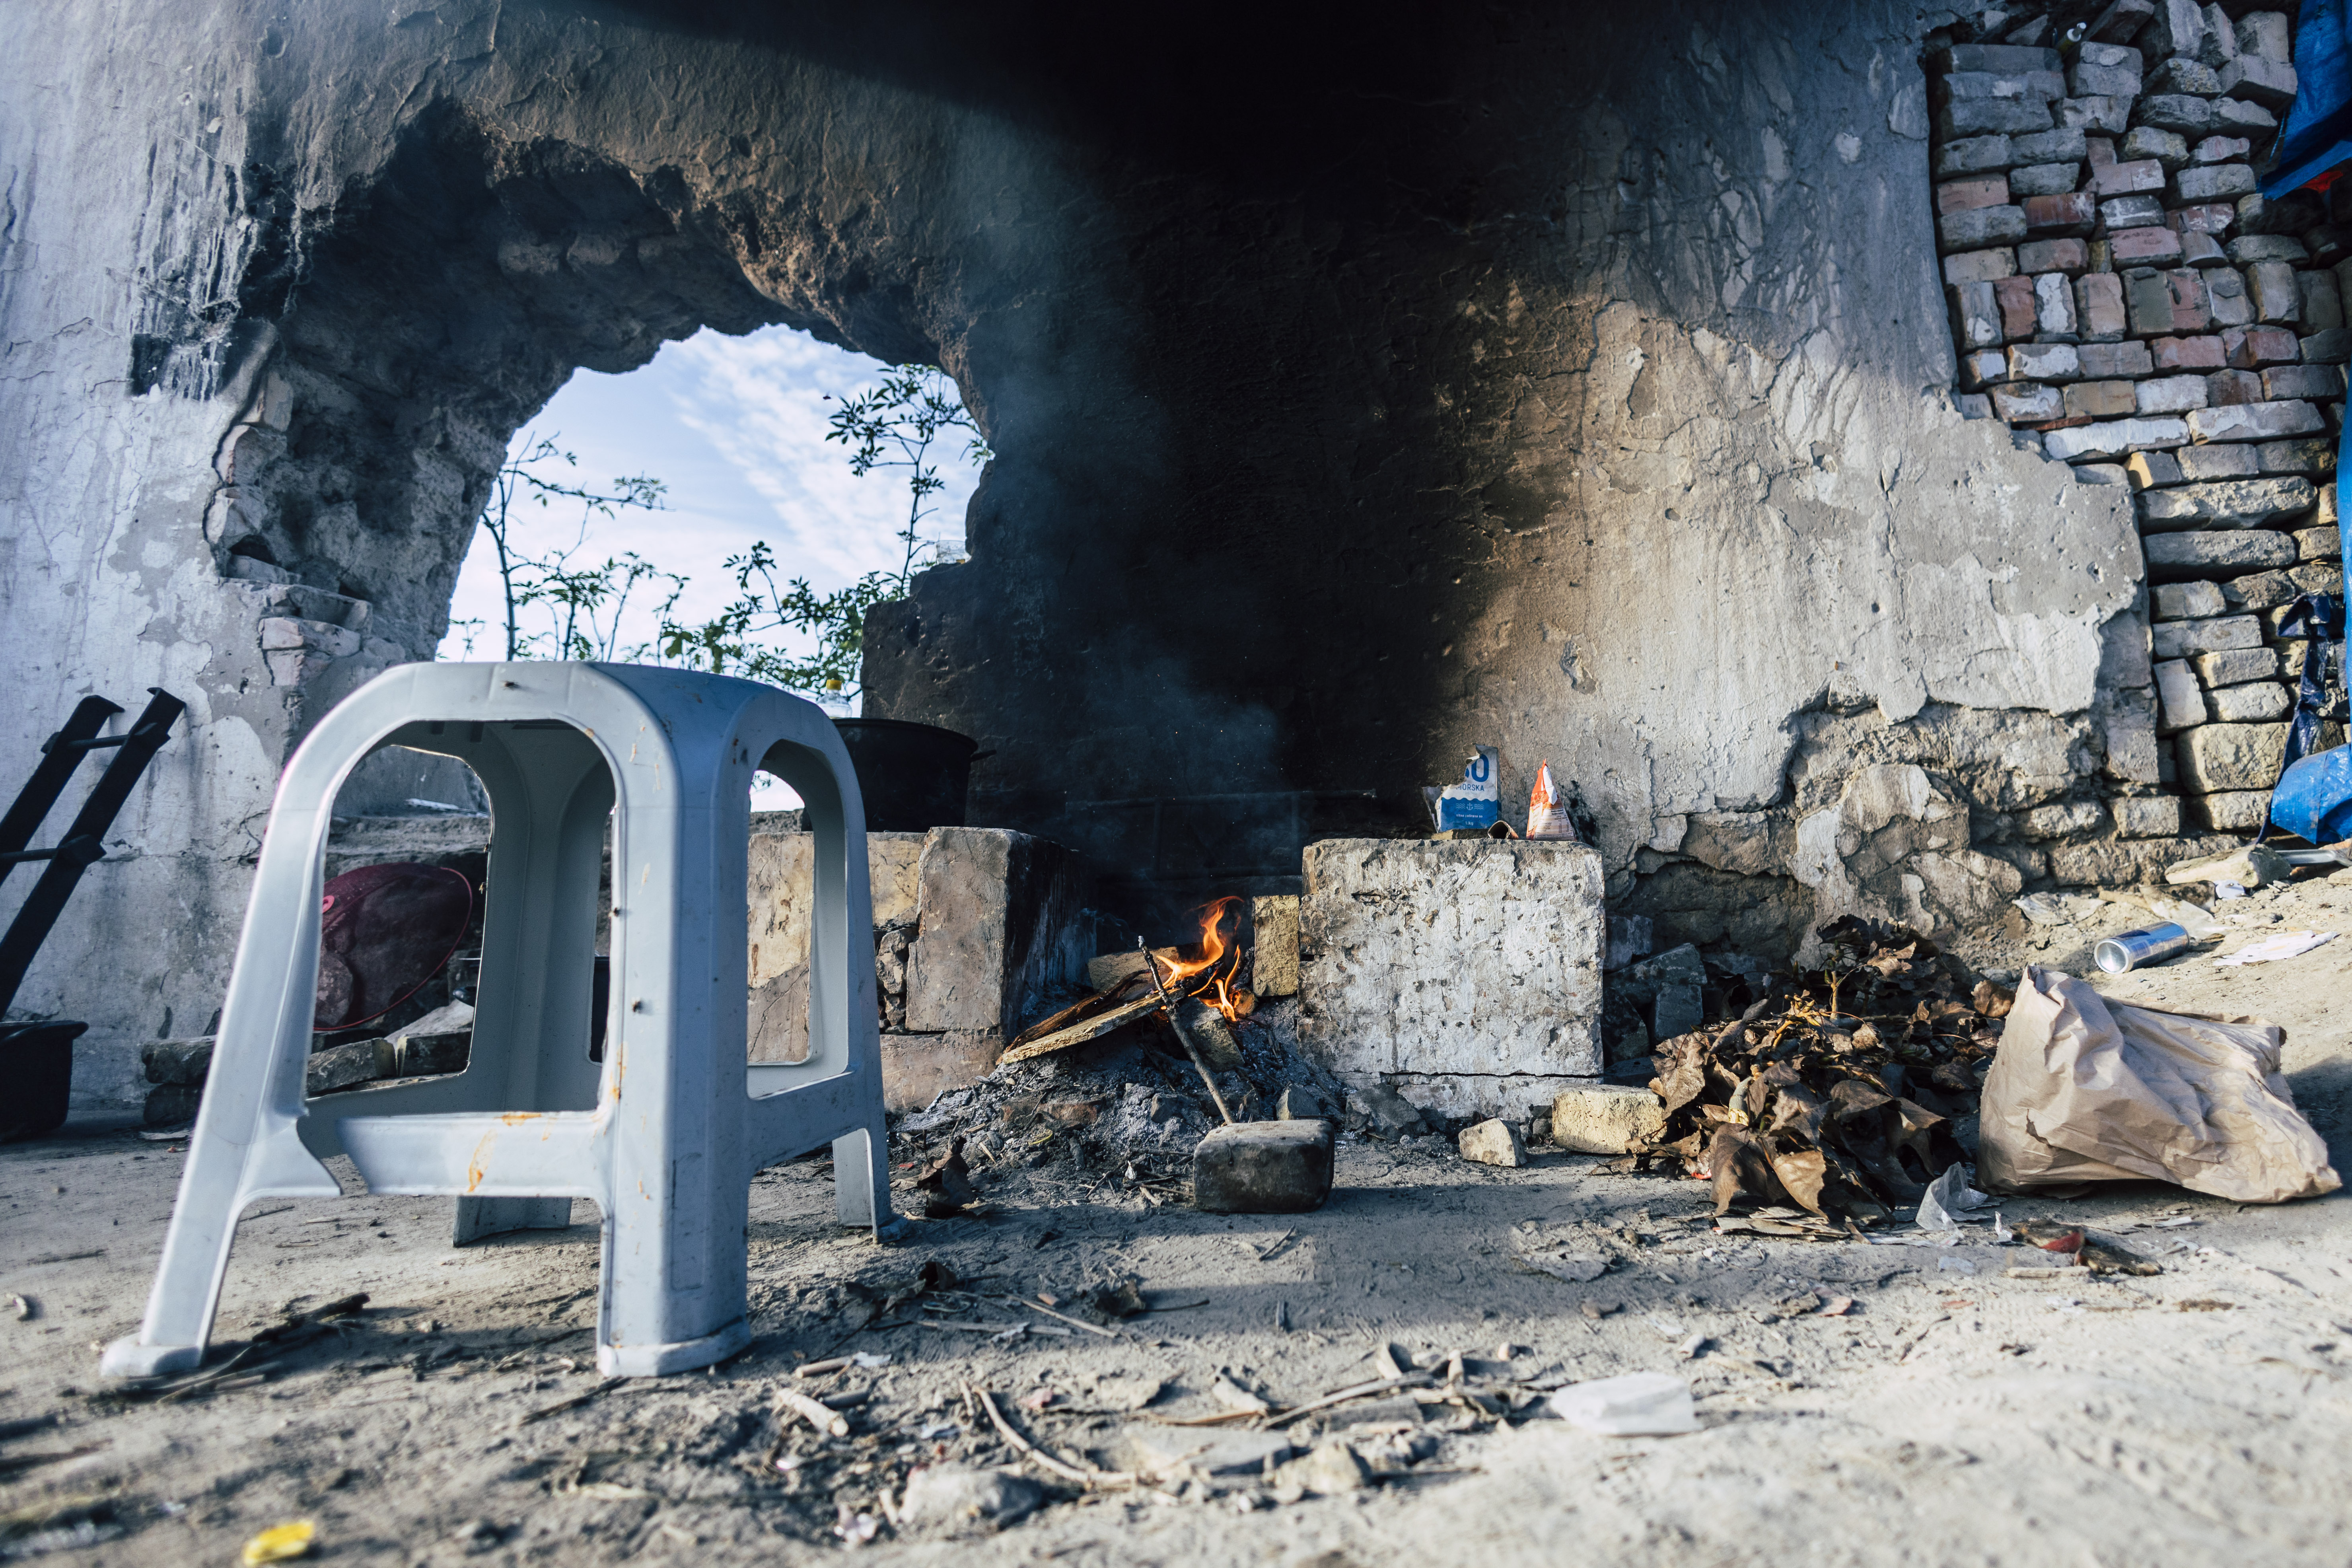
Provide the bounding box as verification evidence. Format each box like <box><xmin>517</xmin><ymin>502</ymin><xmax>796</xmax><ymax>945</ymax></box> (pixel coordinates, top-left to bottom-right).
<box><xmin>1978</xmin><ymin>965</ymin><xmax>2340</xmax><ymax>1204</ymax></box>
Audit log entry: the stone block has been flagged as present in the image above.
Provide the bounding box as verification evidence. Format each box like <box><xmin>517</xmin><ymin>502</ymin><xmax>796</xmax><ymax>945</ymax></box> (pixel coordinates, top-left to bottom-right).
<box><xmin>748</xmin><ymin>830</ymin><xmax>927</xmax><ymax>1063</ymax></box>
<box><xmin>2175</xmin><ymin>722</ymin><xmax>2292</xmax><ymax>792</ymax></box>
<box><xmin>2120</xmin><ymin>126</ymin><xmax>2189</xmax><ymax>167</ymax></box>
<box><xmin>1994</xmin><ymin>274</ymin><xmax>2041</xmax><ymax>338</ymax></box>
<box><xmin>1943</xmin><ymin>204</ymin><xmax>2030</xmax><ymax>250</ymax></box>
<box><xmin>2218</xmin><ymin>568</ymin><xmax>2299</xmax><ymax>611</ymax></box>
<box><xmin>2235</xmin><ymin>10</ymin><xmax>2291</xmax><ymax>60</ymax></box>
<box><xmin>1278</xmin><ymin>1084</ymin><xmax>1338</xmax><ymax>1121</ymax></box>
<box><xmin>2148</xmin><ymin>611</ymin><xmax>2264</xmax><ymax>654</ymax></box>
<box><xmin>144</xmin><ymin>1084</ymin><xmax>202</xmax><ymax>1128</ymax></box>
<box><xmin>2167</xmin><ymin>268</ymin><xmax>2214</xmax><ymax>334</ymax></box>
<box><xmin>2260</xmin><ymin>437</ymin><xmax>2338</xmax><ymax>476</ymax></box>
<box><xmin>2191</xmin><ymin>647</ymin><xmax>2279</xmax><ymax>686</ymax></box>
<box><xmin>1193</xmin><ymin>1120</ymin><xmax>1335</xmax><ymax>1214</ymax></box>
<box><xmin>1944</xmin><ymin>249</ymin><xmax>2019</xmax><ymax>286</ymax></box>
<box><xmin>2113</xmin><ymin>795</ymin><xmax>2183</xmax><ymax>837</ymax></box>
<box><xmin>2075</xmin><ymin>463</ymin><xmax>2130</xmax><ymax>486</ymax></box>
<box><xmin>2044</xmin><ymin>416</ymin><xmax>2191</xmax><ymax>460</ymax></box>
<box><xmin>1549</xmin><ymin>1085</ymin><xmax>1667</xmax><ymax>1156</ymax></box>
<box><xmin>307</xmin><ymin>1038</ymin><xmax>393</xmax><ymax>1096</ymax></box>
<box><xmin>1617</xmin><ymin>941</ymin><xmax>1706</xmax><ymax>1045</ymax></box>
<box><xmin>391</xmin><ymin>1029</ymin><xmax>469</xmax><ymax>1077</ymax></box>
<box><xmin>2303</xmin><ymin>328</ymin><xmax>2352</xmax><ymax>364</ymax></box>
<box><xmin>1251</xmin><ymin>895</ymin><xmax>1299</xmax><ymax>997</ymax></box>
<box><xmin>2208</xmin><ymin>682</ymin><xmax>2291</xmax><ymax>722</ymax></box>
<box><xmin>2102</xmin><ymin>193</ymin><xmax>2169</xmax><ymax>232</ymax></box>
<box><xmin>1950</xmin><ymin>282</ymin><xmax>2002</xmax><ymax>350</ymax></box>
<box><xmin>2125</xmin><ymin>267</ymin><xmax>2178</xmax><ymax>337</ymax></box>
<box><xmin>2212</xmin><ymin>98</ymin><xmax>2278</xmax><ymax>133</ymax></box>
<box><xmin>2086</xmin><ymin>340</ymin><xmax>2156</xmax><ymax>379</ymax></box>
<box><xmin>2135</xmin><ymin>374</ymin><xmax>2210</xmax><ymax>416</ymax></box>
<box><xmin>2202</xmin><ymin>399</ymin><xmax>2327</xmax><ymax>443</ymax></box>
<box><xmin>2134</xmin><ymin>93</ymin><xmax>2215</xmax><ymax>134</ymax></box>
<box><xmin>1938</xmin><ymin>175</ymin><xmax>2011</xmax><ymax>214</ymax></box>
<box><xmin>2192</xmin><ymin>134</ymin><xmax>2251</xmax><ymax>163</ymax></box>
<box><xmin>903</xmin><ymin>827</ymin><xmax>1093</xmax><ymax>1039</ymax></box>
<box><xmin>2176</xmin><ymin>441</ymin><xmax>2258</xmax><ymax>480</ymax></box>
<box><xmin>1937</xmin><ymin>135</ymin><xmax>2014</xmax><ymax>176</ymax></box>
<box><xmin>2073</xmin><ymin>48</ymin><xmax>2146</xmax><ymax>94</ymax></box>
<box><xmin>2014</xmin><ymin>126</ymin><xmax>2090</xmax><ymax>163</ymax></box>
<box><xmin>2151</xmin><ymin>581</ymin><xmax>2226</xmax><ymax>619</ymax></box>
<box><xmin>2140</xmin><ymin>0</ymin><xmax>2206</xmax><ymax>58</ymax></box>
<box><xmin>2180</xmin><ymin>230</ymin><xmax>2229</xmax><ymax>271</ymax></box>
<box><xmin>2217</xmin><ymin>55</ymin><xmax>2297</xmax><ymax>109</ymax></box>
<box><xmin>879</xmin><ymin>1032</ymin><xmax>1005</xmax><ymax>1114</ymax></box>
<box><xmin>2150</xmin><ymin>57</ymin><xmax>2225</xmax><ymax>95</ymax></box>
<box><xmin>2068</xmin><ymin>379</ymin><xmax>2138</xmax><ymax>419</ymax></box>
<box><xmin>2046</xmin><ymin>831</ymin><xmax>2239</xmax><ymax>885</ymax></box>
<box><xmin>2174</xmin><ymin>163</ymin><xmax>2257</xmax><ymax>202</ymax></box>
<box><xmin>2062</xmin><ymin>95</ymin><xmax>2136</xmax><ymax>135</ymax></box>
<box><xmin>2126</xmin><ymin>449</ymin><xmax>2185</xmax><ymax>487</ymax></box>
<box><xmin>2227</xmin><ymin>235</ymin><xmax>2309</xmax><ymax>267</ymax></box>
<box><xmin>2145</xmin><ymin>532</ymin><xmax>2299</xmax><ymax>582</ymax></box>
<box><xmin>2019</xmin><ymin>236</ymin><xmax>2091</xmax><ymax>274</ymax></box>
<box><xmin>2299</xmin><ymin>272</ymin><xmax>2345</xmax><ymax>333</ymax></box>
<box><xmin>2023</xmin><ymin>800</ymin><xmax>2107</xmax><ymax>839</ymax></box>
<box><xmin>2295</xmin><ymin>523</ymin><xmax>2342</xmax><ymax>562</ymax></box>
<box><xmin>2136</xmin><ymin>476</ymin><xmax>2315</xmax><ymax>530</ymax></box>
<box><xmin>2076</xmin><ymin>272</ymin><xmax>2129</xmax><ymax>339</ymax></box>
<box><xmin>1994</xmin><ymin>383</ymin><xmax>2062</xmax><ymax>423</ymax></box>
<box><xmin>2112</xmin><ymin>226</ymin><xmax>2187</xmax><ymax>269</ymax></box>
<box><xmin>1940</xmin><ymin>98</ymin><xmax>2056</xmax><ymax>140</ymax></box>
<box><xmin>2205</xmin><ymin>368</ymin><xmax>2263</xmax><ymax>406</ymax></box>
<box><xmin>2011</xmin><ymin>162</ymin><xmax>2083</xmax><ymax>198</ymax></box>
<box><xmin>2246</xmin><ymin>260</ymin><xmax>2301</xmax><ymax>324</ymax></box>
<box><xmin>2035</xmin><ymin>272</ymin><xmax>2080</xmax><ymax>337</ymax></box>
<box><xmin>2290</xmin><ymin>562</ymin><xmax>2346</xmax><ymax>594</ymax></box>
<box><xmin>140</xmin><ymin>1036</ymin><xmax>216</xmax><ymax>1086</ymax></box>
<box><xmin>1298</xmin><ymin>840</ymin><xmax>1604</xmax><ymax>1092</ymax></box>
<box><xmin>2262</xmin><ymin>364</ymin><xmax>2345</xmax><ymax>402</ymax></box>
<box><xmin>2153</xmin><ymin>333</ymin><xmax>2226</xmax><ymax>370</ymax></box>
<box><xmin>2171</xmin><ymin>201</ymin><xmax>2236</xmax><ymax>234</ymax></box>
<box><xmin>2154</xmin><ymin>657</ymin><xmax>2208</xmax><ymax>730</ymax></box>
<box><xmin>1457</xmin><ymin>1118</ymin><xmax>1528</xmax><ymax>1167</ymax></box>
<box><xmin>2185</xmin><ymin>790</ymin><xmax>2273</xmax><ymax>831</ymax></box>
<box><xmin>2007</xmin><ymin>342</ymin><xmax>2080</xmax><ymax>381</ymax></box>
<box><xmin>1938</xmin><ymin>66</ymin><xmax>2068</xmax><ymax>100</ymax></box>
<box><xmin>2224</xmin><ymin>326</ymin><xmax>2302</xmax><ymax>368</ymax></box>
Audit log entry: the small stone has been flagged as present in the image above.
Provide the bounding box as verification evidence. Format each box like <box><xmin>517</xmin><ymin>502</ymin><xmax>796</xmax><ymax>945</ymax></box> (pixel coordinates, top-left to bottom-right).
<box><xmin>1278</xmin><ymin>1084</ymin><xmax>1337</xmax><ymax>1122</ymax></box>
<box><xmin>1193</xmin><ymin>1121</ymin><xmax>1335</xmax><ymax>1214</ymax></box>
<box><xmin>897</xmin><ymin>1466</ymin><xmax>1042</xmax><ymax>1536</ymax></box>
<box><xmin>1267</xmin><ymin>1440</ymin><xmax>1369</xmax><ymax>1497</ymax></box>
<box><xmin>1550</xmin><ymin>1085</ymin><xmax>1667</xmax><ymax>1155</ymax></box>
<box><xmin>1457</xmin><ymin>1118</ymin><xmax>1528</xmax><ymax>1168</ymax></box>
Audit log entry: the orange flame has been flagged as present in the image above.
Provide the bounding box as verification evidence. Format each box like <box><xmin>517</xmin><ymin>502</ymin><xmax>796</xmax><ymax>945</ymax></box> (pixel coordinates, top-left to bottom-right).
<box><xmin>1149</xmin><ymin>897</ymin><xmax>1256</xmax><ymax>1023</ymax></box>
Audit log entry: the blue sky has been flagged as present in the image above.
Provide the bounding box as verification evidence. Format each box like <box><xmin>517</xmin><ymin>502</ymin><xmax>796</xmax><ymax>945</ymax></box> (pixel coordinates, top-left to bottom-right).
<box><xmin>438</xmin><ymin>324</ymin><xmax>984</xmax><ymax>682</ymax></box>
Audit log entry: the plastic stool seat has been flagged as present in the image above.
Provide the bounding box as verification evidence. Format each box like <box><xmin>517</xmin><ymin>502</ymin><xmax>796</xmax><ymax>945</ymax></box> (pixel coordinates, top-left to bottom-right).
<box><xmin>102</xmin><ymin>662</ymin><xmax>895</xmax><ymax>1381</ymax></box>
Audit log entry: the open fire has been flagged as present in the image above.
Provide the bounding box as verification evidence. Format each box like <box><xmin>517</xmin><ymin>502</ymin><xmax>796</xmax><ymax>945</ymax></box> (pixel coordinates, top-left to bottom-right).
<box><xmin>1148</xmin><ymin>896</ymin><xmax>1257</xmax><ymax>1024</ymax></box>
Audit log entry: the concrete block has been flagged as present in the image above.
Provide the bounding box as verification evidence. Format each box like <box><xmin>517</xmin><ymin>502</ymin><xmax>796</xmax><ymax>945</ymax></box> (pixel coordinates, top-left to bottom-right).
<box><xmin>1457</xmin><ymin>1118</ymin><xmax>1528</xmax><ymax>1167</ymax></box>
<box><xmin>904</xmin><ymin>828</ymin><xmax>1093</xmax><ymax>1038</ymax></box>
<box><xmin>2175</xmin><ymin>722</ymin><xmax>2292</xmax><ymax>792</ymax></box>
<box><xmin>1193</xmin><ymin>1120</ymin><xmax>1335</xmax><ymax>1214</ymax></box>
<box><xmin>2136</xmin><ymin>476</ymin><xmax>2315</xmax><ymax>530</ymax></box>
<box><xmin>2186</xmin><ymin>399</ymin><xmax>2321</xmax><ymax>442</ymax></box>
<box><xmin>1298</xmin><ymin>839</ymin><xmax>1604</xmax><ymax>1096</ymax></box>
<box><xmin>2113</xmin><ymin>795</ymin><xmax>2183</xmax><ymax>837</ymax></box>
<box><xmin>1250</xmin><ymin>894</ymin><xmax>1300</xmax><ymax>997</ymax></box>
<box><xmin>2148</xmin><ymin>612</ymin><xmax>2264</xmax><ymax>655</ymax></box>
<box><xmin>1549</xmin><ymin>1085</ymin><xmax>1667</xmax><ymax>1155</ymax></box>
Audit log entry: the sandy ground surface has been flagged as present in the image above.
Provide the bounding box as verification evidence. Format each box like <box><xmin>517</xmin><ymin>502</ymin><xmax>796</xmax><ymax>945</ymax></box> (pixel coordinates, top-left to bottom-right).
<box><xmin>6</xmin><ymin>873</ymin><xmax>2352</xmax><ymax>1566</ymax></box>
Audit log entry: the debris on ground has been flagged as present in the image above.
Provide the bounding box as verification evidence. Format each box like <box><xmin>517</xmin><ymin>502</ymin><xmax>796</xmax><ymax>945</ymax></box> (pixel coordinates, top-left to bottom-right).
<box><xmin>1980</xmin><ymin>966</ymin><xmax>2340</xmax><ymax>1204</ymax></box>
<box><xmin>1457</xmin><ymin>1118</ymin><xmax>1527</xmax><ymax>1167</ymax></box>
<box><xmin>895</xmin><ymin>1465</ymin><xmax>1041</xmax><ymax>1536</ymax></box>
<box><xmin>1548</xmin><ymin>1372</ymin><xmax>1700</xmax><ymax>1436</ymax></box>
<box><xmin>240</xmin><ymin>1520</ymin><xmax>316</xmax><ymax>1565</ymax></box>
<box><xmin>2213</xmin><ymin>930</ymin><xmax>2336</xmax><ymax>966</ymax></box>
<box><xmin>1636</xmin><ymin>916</ymin><xmax>1994</xmax><ymax>1222</ymax></box>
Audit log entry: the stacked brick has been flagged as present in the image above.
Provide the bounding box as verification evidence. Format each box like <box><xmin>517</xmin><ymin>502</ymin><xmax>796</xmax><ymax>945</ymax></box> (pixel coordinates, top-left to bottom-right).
<box><xmin>1932</xmin><ymin>1</ymin><xmax>2346</xmax><ymax>834</ymax></box>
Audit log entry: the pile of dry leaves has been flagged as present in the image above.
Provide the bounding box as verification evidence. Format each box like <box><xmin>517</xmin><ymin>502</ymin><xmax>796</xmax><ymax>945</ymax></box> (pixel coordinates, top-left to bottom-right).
<box><xmin>1642</xmin><ymin>917</ymin><xmax>2010</xmax><ymax>1224</ymax></box>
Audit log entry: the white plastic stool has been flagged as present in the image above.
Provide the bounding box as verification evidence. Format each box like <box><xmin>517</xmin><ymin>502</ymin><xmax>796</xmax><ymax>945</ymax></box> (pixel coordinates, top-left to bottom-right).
<box><xmin>102</xmin><ymin>661</ymin><xmax>895</xmax><ymax>1380</ymax></box>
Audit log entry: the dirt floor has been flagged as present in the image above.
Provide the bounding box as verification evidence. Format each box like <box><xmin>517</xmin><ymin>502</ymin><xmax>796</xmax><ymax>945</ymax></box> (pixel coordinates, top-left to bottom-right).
<box><xmin>6</xmin><ymin>872</ymin><xmax>2352</xmax><ymax>1566</ymax></box>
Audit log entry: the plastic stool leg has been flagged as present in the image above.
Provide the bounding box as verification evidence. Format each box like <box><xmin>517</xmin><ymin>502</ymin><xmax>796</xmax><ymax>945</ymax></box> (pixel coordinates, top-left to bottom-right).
<box><xmin>832</xmin><ymin>1118</ymin><xmax>891</xmax><ymax>1231</ymax></box>
<box><xmin>453</xmin><ymin>1196</ymin><xmax>574</xmax><ymax>1244</ymax></box>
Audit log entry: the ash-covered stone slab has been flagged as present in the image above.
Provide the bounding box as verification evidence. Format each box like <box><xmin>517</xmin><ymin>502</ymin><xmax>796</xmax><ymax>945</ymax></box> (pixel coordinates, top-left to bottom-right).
<box><xmin>1193</xmin><ymin>1121</ymin><xmax>1335</xmax><ymax>1214</ymax></box>
<box><xmin>1298</xmin><ymin>840</ymin><xmax>1604</xmax><ymax>1102</ymax></box>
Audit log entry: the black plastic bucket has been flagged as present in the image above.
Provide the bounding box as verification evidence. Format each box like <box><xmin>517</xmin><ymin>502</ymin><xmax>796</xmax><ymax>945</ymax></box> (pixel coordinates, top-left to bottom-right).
<box><xmin>832</xmin><ymin>719</ymin><xmax>982</xmax><ymax>833</ymax></box>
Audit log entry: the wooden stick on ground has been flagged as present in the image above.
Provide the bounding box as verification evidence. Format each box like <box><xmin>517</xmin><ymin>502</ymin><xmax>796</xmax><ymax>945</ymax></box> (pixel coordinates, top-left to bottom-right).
<box><xmin>1141</xmin><ymin>939</ymin><xmax>1233</xmax><ymax>1124</ymax></box>
<box><xmin>1262</xmin><ymin>1373</ymin><xmax>1432</xmax><ymax>1429</ymax></box>
<box><xmin>776</xmin><ymin>1386</ymin><xmax>851</xmax><ymax>1437</ymax></box>
<box><xmin>969</xmin><ymin>1384</ymin><xmax>1138</xmax><ymax>1488</ymax></box>
<box><xmin>999</xmin><ymin>1296</ymin><xmax>1123</xmax><ymax>1339</ymax></box>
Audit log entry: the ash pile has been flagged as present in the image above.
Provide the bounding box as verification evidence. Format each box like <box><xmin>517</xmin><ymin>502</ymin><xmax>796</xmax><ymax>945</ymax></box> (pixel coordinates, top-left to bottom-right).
<box><xmin>892</xmin><ymin>900</ymin><xmax>1354</xmax><ymax>1210</ymax></box>
<box><xmin>1636</xmin><ymin>917</ymin><xmax>2010</xmax><ymax>1226</ymax></box>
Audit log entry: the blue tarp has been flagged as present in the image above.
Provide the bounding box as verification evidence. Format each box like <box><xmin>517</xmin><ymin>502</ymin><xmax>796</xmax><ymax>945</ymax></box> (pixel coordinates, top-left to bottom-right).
<box><xmin>2263</xmin><ymin>0</ymin><xmax>2352</xmax><ymax>196</ymax></box>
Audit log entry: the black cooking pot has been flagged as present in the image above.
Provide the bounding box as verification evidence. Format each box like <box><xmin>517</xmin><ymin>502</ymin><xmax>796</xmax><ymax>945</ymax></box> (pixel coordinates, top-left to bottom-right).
<box><xmin>831</xmin><ymin>719</ymin><xmax>984</xmax><ymax>832</ymax></box>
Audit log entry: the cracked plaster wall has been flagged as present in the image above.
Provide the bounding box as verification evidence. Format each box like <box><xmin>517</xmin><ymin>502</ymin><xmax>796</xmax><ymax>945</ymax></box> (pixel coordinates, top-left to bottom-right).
<box><xmin>1</xmin><ymin>0</ymin><xmax>2157</xmax><ymax>1112</ymax></box>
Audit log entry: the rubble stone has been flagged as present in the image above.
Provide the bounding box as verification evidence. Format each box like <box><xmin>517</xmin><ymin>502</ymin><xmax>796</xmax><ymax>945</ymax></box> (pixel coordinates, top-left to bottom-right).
<box><xmin>1457</xmin><ymin>1118</ymin><xmax>1528</xmax><ymax>1167</ymax></box>
<box><xmin>2176</xmin><ymin>722</ymin><xmax>2292</xmax><ymax>792</ymax></box>
<box><xmin>1192</xmin><ymin>1120</ymin><xmax>1335</xmax><ymax>1214</ymax></box>
<box><xmin>2113</xmin><ymin>795</ymin><xmax>2182</xmax><ymax>837</ymax></box>
<box><xmin>140</xmin><ymin>1037</ymin><xmax>215</xmax><ymax>1087</ymax></box>
<box><xmin>1549</xmin><ymin>1085</ymin><xmax>1667</xmax><ymax>1155</ymax></box>
<box><xmin>1299</xmin><ymin>839</ymin><xmax>1603</xmax><ymax>1087</ymax></box>
<box><xmin>2294</xmin><ymin>524</ymin><xmax>2342</xmax><ymax>561</ymax></box>
<box><xmin>2046</xmin><ymin>831</ymin><xmax>2238</xmax><ymax>883</ymax></box>
<box><xmin>2023</xmin><ymin>800</ymin><xmax>2106</xmax><ymax>839</ymax></box>
<box><xmin>1788</xmin><ymin>763</ymin><xmax>2020</xmax><ymax>944</ymax></box>
<box><xmin>2217</xmin><ymin>55</ymin><xmax>2298</xmax><ymax>109</ymax></box>
<box><xmin>2219</xmin><ymin>569</ymin><xmax>2299</xmax><ymax>611</ymax></box>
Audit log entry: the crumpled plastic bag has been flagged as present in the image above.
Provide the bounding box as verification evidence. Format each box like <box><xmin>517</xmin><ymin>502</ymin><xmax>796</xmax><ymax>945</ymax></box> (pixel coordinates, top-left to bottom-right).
<box><xmin>1978</xmin><ymin>966</ymin><xmax>2339</xmax><ymax>1204</ymax></box>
